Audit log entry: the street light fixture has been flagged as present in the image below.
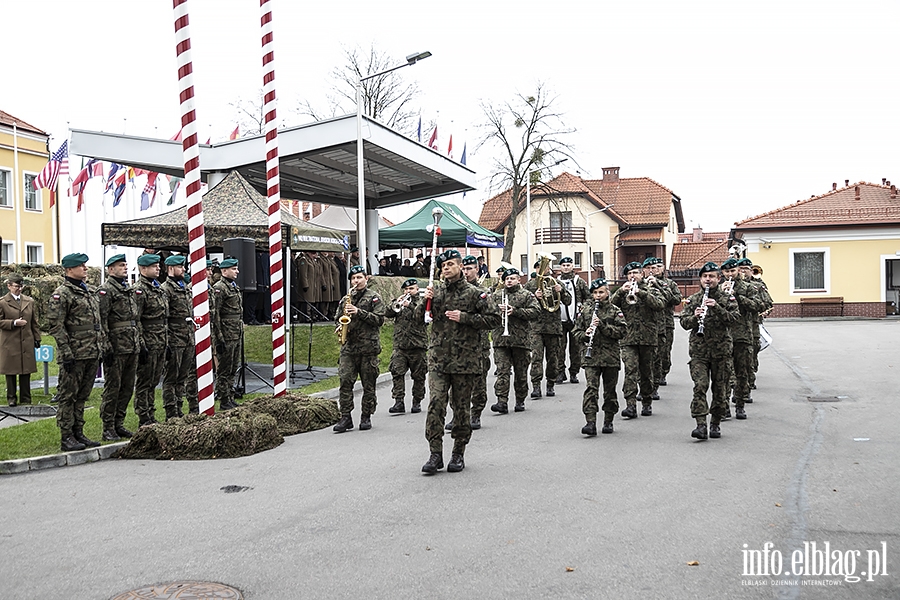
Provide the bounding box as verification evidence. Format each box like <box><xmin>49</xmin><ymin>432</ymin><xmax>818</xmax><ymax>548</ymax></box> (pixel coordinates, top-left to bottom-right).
<box><xmin>356</xmin><ymin>51</ymin><xmax>432</xmax><ymax>273</ymax></box>
<box><xmin>526</xmin><ymin>158</ymin><xmax>568</xmax><ymax>266</ymax></box>
<box><xmin>586</xmin><ymin>204</ymin><xmax>615</xmax><ymax>279</ymax></box>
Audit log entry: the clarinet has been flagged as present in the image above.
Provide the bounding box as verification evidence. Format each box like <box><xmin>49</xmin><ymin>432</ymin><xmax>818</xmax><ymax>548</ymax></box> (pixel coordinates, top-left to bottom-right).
<box><xmin>584</xmin><ymin>300</ymin><xmax>600</xmax><ymax>358</ymax></box>
<box><xmin>696</xmin><ymin>285</ymin><xmax>710</xmax><ymax>337</ymax></box>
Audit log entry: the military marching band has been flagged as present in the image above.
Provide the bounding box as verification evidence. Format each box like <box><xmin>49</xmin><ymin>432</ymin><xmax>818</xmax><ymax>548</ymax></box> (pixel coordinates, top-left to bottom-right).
<box><xmin>47</xmin><ymin>249</ymin><xmax>773</xmax><ymax>475</ymax></box>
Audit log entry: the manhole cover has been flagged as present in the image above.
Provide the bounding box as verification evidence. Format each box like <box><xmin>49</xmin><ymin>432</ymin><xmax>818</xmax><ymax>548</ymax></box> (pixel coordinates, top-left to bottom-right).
<box><xmin>807</xmin><ymin>396</ymin><xmax>841</xmax><ymax>402</ymax></box>
<box><xmin>111</xmin><ymin>581</ymin><xmax>242</xmax><ymax>599</ymax></box>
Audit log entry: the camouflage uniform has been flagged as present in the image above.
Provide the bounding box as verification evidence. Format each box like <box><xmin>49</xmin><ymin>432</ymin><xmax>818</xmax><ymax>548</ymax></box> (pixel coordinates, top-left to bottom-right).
<box><xmin>385</xmin><ymin>294</ymin><xmax>427</xmax><ymax>410</ymax></box>
<box><xmin>524</xmin><ymin>278</ymin><xmax>572</xmax><ymax>390</ymax></box>
<box><xmin>134</xmin><ymin>275</ymin><xmax>169</xmax><ymax>425</ymax></box>
<box><xmin>573</xmin><ymin>299</ymin><xmax>626</xmax><ymax>423</ymax></box>
<box><xmin>491</xmin><ymin>283</ymin><xmax>540</xmax><ymax>407</ymax></box>
<box><xmin>336</xmin><ymin>285</ymin><xmax>385</xmax><ymax>417</ymax></box>
<box><xmin>162</xmin><ymin>277</ymin><xmax>198</xmax><ymax>418</ymax></box>
<box><xmin>748</xmin><ymin>278</ymin><xmax>773</xmax><ymax>388</ymax></box>
<box><xmin>656</xmin><ymin>276</ymin><xmax>682</xmax><ymax>383</ymax></box>
<box><xmin>611</xmin><ymin>282</ymin><xmax>665</xmax><ymax>410</ymax></box>
<box><xmin>468</xmin><ymin>279</ymin><xmax>497</xmax><ymax>418</ymax></box>
<box><xmin>48</xmin><ymin>279</ymin><xmax>106</xmax><ymax>439</ymax></box>
<box><xmin>557</xmin><ymin>272</ymin><xmax>591</xmax><ymax>379</ymax></box>
<box><xmin>679</xmin><ymin>285</ymin><xmax>740</xmax><ymax>422</ymax></box>
<box><xmin>99</xmin><ymin>277</ymin><xmax>140</xmax><ymax>432</ymax></box>
<box><xmin>416</xmin><ymin>277</ymin><xmax>499</xmax><ymax>456</ymax></box>
<box><xmin>729</xmin><ymin>278</ymin><xmax>766</xmax><ymax>411</ymax></box>
<box><xmin>212</xmin><ymin>276</ymin><xmax>243</xmax><ymax>409</ymax></box>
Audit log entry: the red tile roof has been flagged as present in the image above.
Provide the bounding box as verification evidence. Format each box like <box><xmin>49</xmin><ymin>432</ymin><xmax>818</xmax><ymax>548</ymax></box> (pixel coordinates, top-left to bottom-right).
<box><xmin>0</xmin><ymin>110</ymin><xmax>47</xmax><ymax>136</ymax></box>
<box><xmin>735</xmin><ymin>182</ymin><xmax>900</xmax><ymax>229</ymax></box>
<box><xmin>670</xmin><ymin>240</ymin><xmax>730</xmax><ymax>271</ymax></box>
<box><xmin>618</xmin><ymin>229</ymin><xmax>663</xmax><ymax>243</ymax></box>
<box><xmin>582</xmin><ymin>176</ymin><xmax>677</xmax><ymax>226</ymax></box>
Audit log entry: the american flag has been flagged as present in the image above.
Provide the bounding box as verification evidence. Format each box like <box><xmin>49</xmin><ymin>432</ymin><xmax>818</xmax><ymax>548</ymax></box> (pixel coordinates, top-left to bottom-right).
<box><xmin>32</xmin><ymin>140</ymin><xmax>68</xmax><ymax>191</ymax></box>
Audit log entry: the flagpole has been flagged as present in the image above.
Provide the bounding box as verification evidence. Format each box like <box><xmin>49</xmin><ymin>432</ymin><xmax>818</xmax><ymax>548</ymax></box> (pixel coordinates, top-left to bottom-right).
<box><xmin>12</xmin><ymin>124</ymin><xmax>22</xmax><ymax>263</ymax></box>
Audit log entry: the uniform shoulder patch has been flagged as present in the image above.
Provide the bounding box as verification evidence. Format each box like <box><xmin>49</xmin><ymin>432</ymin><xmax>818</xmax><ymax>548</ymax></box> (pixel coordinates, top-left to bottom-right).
<box><xmin>99</xmin><ymin>290</ymin><xmax>107</xmax><ymax>295</ymax></box>
<box><xmin>52</xmin><ymin>294</ymin><xmax>60</xmax><ymax>299</ymax></box>
<box><xmin>372</xmin><ymin>296</ymin><xmax>380</xmax><ymax>303</ymax></box>
<box><xmin>135</xmin><ymin>290</ymin><xmax>143</xmax><ymax>295</ymax></box>
<box><xmin>480</xmin><ymin>292</ymin><xmax>487</xmax><ymax>299</ymax></box>
<box><xmin>617</xmin><ymin>312</ymin><xmax>625</xmax><ymax>318</ymax></box>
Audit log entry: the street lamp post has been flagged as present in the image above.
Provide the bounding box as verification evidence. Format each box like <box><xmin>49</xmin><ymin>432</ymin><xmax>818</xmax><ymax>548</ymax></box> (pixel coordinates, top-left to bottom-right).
<box><xmin>586</xmin><ymin>204</ymin><xmax>615</xmax><ymax>280</ymax></box>
<box><xmin>526</xmin><ymin>158</ymin><xmax>567</xmax><ymax>268</ymax></box>
<box><xmin>357</xmin><ymin>51</ymin><xmax>431</xmax><ymax>273</ymax></box>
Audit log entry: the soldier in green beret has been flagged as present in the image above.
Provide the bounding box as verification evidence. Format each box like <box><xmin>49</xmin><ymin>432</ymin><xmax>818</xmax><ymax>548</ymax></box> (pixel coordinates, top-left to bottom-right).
<box><xmin>556</xmin><ymin>256</ymin><xmax>590</xmax><ymax>385</ymax></box>
<box><xmin>680</xmin><ymin>261</ymin><xmax>740</xmax><ymax>440</ymax></box>
<box><xmin>133</xmin><ymin>253</ymin><xmax>169</xmax><ymax>425</ymax></box>
<box><xmin>457</xmin><ymin>255</ymin><xmax>497</xmax><ymax>429</ymax></box>
<box><xmin>721</xmin><ymin>258</ymin><xmax>767</xmax><ymax>420</ymax></box>
<box><xmin>648</xmin><ymin>257</ymin><xmax>682</xmax><ymax>387</ymax></box>
<box><xmin>385</xmin><ymin>277</ymin><xmax>427</xmax><ymax>415</ymax></box>
<box><xmin>213</xmin><ymin>257</ymin><xmax>242</xmax><ymax>410</ymax></box>
<box><xmin>162</xmin><ymin>255</ymin><xmax>198</xmax><ymax>419</ymax></box>
<box><xmin>741</xmin><ymin>259</ymin><xmax>772</xmax><ymax>391</ymax></box>
<box><xmin>49</xmin><ymin>253</ymin><xmax>108</xmax><ymax>451</ymax></box>
<box><xmin>491</xmin><ymin>267</ymin><xmax>540</xmax><ymax>416</ymax></box>
<box><xmin>333</xmin><ymin>264</ymin><xmax>385</xmax><ymax>432</ymax></box>
<box><xmin>525</xmin><ymin>257</ymin><xmax>571</xmax><ymax>399</ymax></box>
<box><xmin>574</xmin><ymin>278</ymin><xmax>627</xmax><ymax>435</ymax></box>
<box><xmin>98</xmin><ymin>254</ymin><xmax>139</xmax><ymax>440</ymax></box>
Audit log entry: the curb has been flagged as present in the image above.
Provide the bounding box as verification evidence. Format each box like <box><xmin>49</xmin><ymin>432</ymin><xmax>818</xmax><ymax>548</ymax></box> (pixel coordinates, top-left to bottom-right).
<box><xmin>0</xmin><ymin>441</ymin><xmax>129</xmax><ymax>475</ymax></box>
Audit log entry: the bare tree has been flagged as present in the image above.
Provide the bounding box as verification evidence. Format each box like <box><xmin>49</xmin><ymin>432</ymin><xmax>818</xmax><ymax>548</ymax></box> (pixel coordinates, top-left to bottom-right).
<box><xmin>299</xmin><ymin>44</ymin><xmax>422</xmax><ymax>134</ymax></box>
<box><xmin>477</xmin><ymin>83</ymin><xmax>577</xmax><ymax>263</ymax></box>
<box><xmin>229</xmin><ymin>90</ymin><xmax>266</xmax><ymax>137</ymax></box>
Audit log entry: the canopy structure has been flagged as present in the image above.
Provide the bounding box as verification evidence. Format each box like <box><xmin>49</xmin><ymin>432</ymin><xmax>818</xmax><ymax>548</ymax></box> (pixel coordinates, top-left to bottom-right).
<box><xmin>101</xmin><ymin>171</ymin><xmax>348</xmax><ymax>252</ymax></box>
<box><xmin>378</xmin><ymin>199</ymin><xmax>504</xmax><ymax>249</ymax></box>
<box><xmin>307</xmin><ymin>205</ymin><xmax>391</xmax><ymax>245</ymax></box>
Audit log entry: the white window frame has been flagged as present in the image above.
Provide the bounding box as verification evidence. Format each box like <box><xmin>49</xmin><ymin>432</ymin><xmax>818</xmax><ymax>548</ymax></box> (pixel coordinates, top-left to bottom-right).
<box><xmin>23</xmin><ymin>172</ymin><xmax>42</xmax><ymax>212</ymax></box>
<box><xmin>25</xmin><ymin>243</ymin><xmax>44</xmax><ymax>264</ymax></box>
<box><xmin>0</xmin><ymin>168</ymin><xmax>12</xmax><ymax>208</ymax></box>
<box><xmin>573</xmin><ymin>252</ymin><xmax>582</xmax><ymax>268</ymax></box>
<box><xmin>789</xmin><ymin>247</ymin><xmax>830</xmax><ymax>295</ymax></box>
<box><xmin>1</xmin><ymin>241</ymin><xmax>15</xmax><ymax>265</ymax></box>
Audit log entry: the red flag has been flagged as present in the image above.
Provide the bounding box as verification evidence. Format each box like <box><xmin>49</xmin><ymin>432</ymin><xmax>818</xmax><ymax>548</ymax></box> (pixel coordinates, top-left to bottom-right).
<box><xmin>229</xmin><ymin>125</ymin><xmax>239</xmax><ymax>140</ymax></box>
<box><xmin>69</xmin><ymin>166</ymin><xmax>91</xmax><ymax>212</ymax></box>
<box><xmin>170</xmin><ymin>130</ymin><xmax>182</xmax><ymax>142</ymax></box>
<box><xmin>90</xmin><ymin>161</ymin><xmax>104</xmax><ymax>178</ymax></box>
<box><xmin>447</xmin><ymin>134</ymin><xmax>453</xmax><ymax>157</ymax></box>
<box><xmin>428</xmin><ymin>126</ymin><xmax>438</xmax><ymax>150</ymax></box>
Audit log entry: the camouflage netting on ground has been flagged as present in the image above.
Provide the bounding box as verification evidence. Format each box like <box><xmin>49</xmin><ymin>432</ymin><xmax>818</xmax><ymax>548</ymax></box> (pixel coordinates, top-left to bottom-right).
<box><xmin>114</xmin><ymin>394</ymin><xmax>340</xmax><ymax>460</ymax></box>
<box><xmin>1</xmin><ymin>264</ymin><xmax>102</xmax><ymax>332</ymax></box>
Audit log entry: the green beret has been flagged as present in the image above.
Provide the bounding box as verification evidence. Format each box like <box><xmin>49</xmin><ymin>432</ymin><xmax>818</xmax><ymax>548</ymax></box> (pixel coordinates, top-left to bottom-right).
<box><xmin>698</xmin><ymin>261</ymin><xmax>719</xmax><ymax>275</ymax></box>
<box><xmin>736</xmin><ymin>258</ymin><xmax>753</xmax><ymax>267</ymax></box>
<box><xmin>503</xmin><ymin>268</ymin><xmax>520</xmax><ymax>278</ymax></box>
<box><xmin>720</xmin><ymin>258</ymin><xmax>739</xmax><ymax>270</ymax></box>
<box><xmin>590</xmin><ymin>277</ymin><xmax>608</xmax><ymax>290</ymax></box>
<box><xmin>559</xmin><ymin>256</ymin><xmax>573</xmax><ymax>264</ymax></box>
<box><xmin>165</xmin><ymin>255</ymin><xmax>186</xmax><ymax>266</ymax></box>
<box><xmin>61</xmin><ymin>253</ymin><xmax>89</xmax><ymax>268</ymax></box>
<box><xmin>206</xmin><ymin>260</ymin><xmax>213</xmax><ymax>268</ymax></box>
<box><xmin>105</xmin><ymin>254</ymin><xmax>126</xmax><ymax>267</ymax></box>
<box><xmin>533</xmin><ymin>261</ymin><xmax>541</xmax><ymax>269</ymax></box>
<box><xmin>137</xmin><ymin>254</ymin><xmax>160</xmax><ymax>267</ymax></box>
<box><xmin>462</xmin><ymin>255</ymin><xmax>478</xmax><ymax>266</ymax></box>
<box><xmin>348</xmin><ymin>264</ymin><xmax>366</xmax><ymax>279</ymax></box>
<box><xmin>442</xmin><ymin>249</ymin><xmax>461</xmax><ymax>262</ymax></box>
<box><xmin>6</xmin><ymin>273</ymin><xmax>23</xmax><ymax>284</ymax></box>
<box><xmin>496</xmin><ymin>266</ymin><xmax>506</xmax><ymax>274</ymax></box>
<box><xmin>349</xmin><ymin>247</ymin><xmax>359</xmax><ymax>253</ymax></box>
<box><xmin>219</xmin><ymin>258</ymin><xmax>239</xmax><ymax>269</ymax></box>
<box><xmin>623</xmin><ymin>262</ymin><xmax>642</xmax><ymax>275</ymax></box>
<box><xmin>402</xmin><ymin>278</ymin><xmax>418</xmax><ymax>288</ymax></box>
<box><xmin>641</xmin><ymin>257</ymin><xmax>658</xmax><ymax>268</ymax></box>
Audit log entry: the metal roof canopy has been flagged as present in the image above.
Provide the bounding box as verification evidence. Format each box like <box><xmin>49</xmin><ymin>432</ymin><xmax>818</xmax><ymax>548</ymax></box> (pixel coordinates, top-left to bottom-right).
<box><xmin>70</xmin><ymin>114</ymin><xmax>476</xmax><ymax>209</ymax></box>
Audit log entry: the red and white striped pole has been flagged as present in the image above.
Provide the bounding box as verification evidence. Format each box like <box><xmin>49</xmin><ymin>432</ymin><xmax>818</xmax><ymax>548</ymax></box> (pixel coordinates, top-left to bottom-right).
<box><xmin>174</xmin><ymin>0</ymin><xmax>215</xmax><ymax>414</ymax></box>
<box><xmin>261</xmin><ymin>0</ymin><xmax>286</xmax><ymax>396</ymax></box>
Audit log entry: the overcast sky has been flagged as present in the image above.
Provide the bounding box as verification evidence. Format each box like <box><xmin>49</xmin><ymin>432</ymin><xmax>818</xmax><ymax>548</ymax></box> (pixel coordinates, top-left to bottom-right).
<box><xmin>3</xmin><ymin>0</ymin><xmax>898</xmax><ymax>233</ymax></box>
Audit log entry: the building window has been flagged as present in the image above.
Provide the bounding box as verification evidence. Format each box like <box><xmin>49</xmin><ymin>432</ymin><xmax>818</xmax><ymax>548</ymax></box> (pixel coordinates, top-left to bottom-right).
<box><xmin>26</xmin><ymin>244</ymin><xmax>43</xmax><ymax>264</ymax></box>
<box><xmin>549</xmin><ymin>211</ymin><xmax>572</xmax><ymax>229</ymax></box>
<box><xmin>592</xmin><ymin>252</ymin><xmax>604</xmax><ymax>267</ymax></box>
<box><xmin>790</xmin><ymin>248</ymin><xmax>829</xmax><ymax>293</ymax></box>
<box><xmin>520</xmin><ymin>254</ymin><xmax>529</xmax><ymax>274</ymax></box>
<box><xmin>0</xmin><ymin>170</ymin><xmax>10</xmax><ymax>207</ymax></box>
<box><xmin>24</xmin><ymin>174</ymin><xmax>40</xmax><ymax>211</ymax></box>
<box><xmin>574</xmin><ymin>252</ymin><xmax>582</xmax><ymax>268</ymax></box>
<box><xmin>1</xmin><ymin>242</ymin><xmax>13</xmax><ymax>265</ymax></box>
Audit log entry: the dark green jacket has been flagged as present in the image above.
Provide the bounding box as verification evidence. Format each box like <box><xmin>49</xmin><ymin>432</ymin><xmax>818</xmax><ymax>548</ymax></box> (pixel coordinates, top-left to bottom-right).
<box><xmin>212</xmin><ymin>277</ymin><xmax>242</xmax><ymax>345</ymax></box>
<box><xmin>557</xmin><ymin>272</ymin><xmax>590</xmax><ymax>324</ymax></box>
<box><xmin>680</xmin><ymin>285</ymin><xmax>740</xmax><ymax>358</ymax></box>
<box><xmin>385</xmin><ymin>293</ymin><xmax>427</xmax><ymax>350</ymax></box>
<box><xmin>730</xmin><ymin>278</ymin><xmax>767</xmax><ymax>344</ymax></box>
<box><xmin>491</xmin><ymin>284</ymin><xmax>540</xmax><ymax>349</ymax></box>
<box><xmin>135</xmin><ymin>275</ymin><xmax>169</xmax><ymax>351</ymax></box>
<box><xmin>524</xmin><ymin>278</ymin><xmax>572</xmax><ymax>335</ymax></box>
<box><xmin>611</xmin><ymin>282</ymin><xmax>665</xmax><ymax>345</ymax></box>
<box><xmin>162</xmin><ymin>278</ymin><xmax>195</xmax><ymax>348</ymax></box>
<box><xmin>336</xmin><ymin>285</ymin><xmax>385</xmax><ymax>355</ymax></box>
<box><xmin>658</xmin><ymin>276</ymin><xmax>683</xmax><ymax>330</ymax></box>
<box><xmin>99</xmin><ymin>277</ymin><xmax>140</xmax><ymax>354</ymax></box>
<box><xmin>48</xmin><ymin>279</ymin><xmax>106</xmax><ymax>362</ymax></box>
<box><xmin>573</xmin><ymin>299</ymin><xmax>627</xmax><ymax>368</ymax></box>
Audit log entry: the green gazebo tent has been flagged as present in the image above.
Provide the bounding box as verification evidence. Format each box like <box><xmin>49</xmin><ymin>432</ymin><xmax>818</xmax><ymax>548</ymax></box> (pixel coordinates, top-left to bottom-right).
<box><xmin>378</xmin><ymin>199</ymin><xmax>503</xmax><ymax>249</ymax></box>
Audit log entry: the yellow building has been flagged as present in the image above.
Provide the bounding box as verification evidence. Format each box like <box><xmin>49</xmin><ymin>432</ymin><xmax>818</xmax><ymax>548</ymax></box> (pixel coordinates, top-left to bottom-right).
<box><xmin>0</xmin><ymin>110</ymin><xmax>56</xmax><ymax>266</ymax></box>
<box><xmin>732</xmin><ymin>181</ymin><xmax>900</xmax><ymax>318</ymax></box>
<box><xmin>478</xmin><ymin>167</ymin><xmax>685</xmax><ymax>282</ymax></box>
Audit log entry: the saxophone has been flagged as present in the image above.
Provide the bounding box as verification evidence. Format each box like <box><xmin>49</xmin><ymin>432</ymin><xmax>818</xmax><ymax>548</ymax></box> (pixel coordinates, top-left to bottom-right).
<box><xmin>337</xmin><ymin>293</ymin><xmax>352</xmax><ymax>345</ymax></box>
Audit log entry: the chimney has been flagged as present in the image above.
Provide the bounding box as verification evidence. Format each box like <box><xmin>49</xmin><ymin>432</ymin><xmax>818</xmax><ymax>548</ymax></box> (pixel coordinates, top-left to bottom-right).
<box><xmin>692</xmin><ymin>227</ymin><xmax>703</xmax><ymax>242</ymax></box>
<box><xmin>855</xmin><ymin>186</ymin><xmax>860</xmax><ymax>200</ymax></box>
<box><xmin>891</xmin><ymin>185</ymin><xmax>897</xmax><ymax>199</ymax></box>
<box><xmin>832</xmin><ymin>182</ymin><xmax>837</xmax><ymax>191</ymax></box>
<box><xmin>602</xmin><ymin>167</ymin><xmax>620</xmax><ymax>184</ymax></box>
<box><xmin>845</xmin><ymin>179</ymin><xmax>849</xmax><ymax>187</ymax></box>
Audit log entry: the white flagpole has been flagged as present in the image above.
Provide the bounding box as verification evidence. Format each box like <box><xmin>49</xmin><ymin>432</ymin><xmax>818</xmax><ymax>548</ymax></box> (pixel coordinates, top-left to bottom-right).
<box><xmin>12</xmin><ymin>124</ymin><xmax>22</xmax><ymax>263</ymax></box>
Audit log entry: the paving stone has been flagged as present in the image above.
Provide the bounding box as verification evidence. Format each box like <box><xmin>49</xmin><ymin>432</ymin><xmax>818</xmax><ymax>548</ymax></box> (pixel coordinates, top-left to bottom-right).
<box><xmin>66</xmin><ymin>449</ymin><xmax>100</xmax><ymax>466</ymax></box>
<box><xmin>0</xmin><ymin>459</ymin><xmax>30</xmax><ymax>475</ymax></box>
<box><xmin>29</xmin><ymin>454</ymin><xmax>67</xmax><ymax>471</ymax></box>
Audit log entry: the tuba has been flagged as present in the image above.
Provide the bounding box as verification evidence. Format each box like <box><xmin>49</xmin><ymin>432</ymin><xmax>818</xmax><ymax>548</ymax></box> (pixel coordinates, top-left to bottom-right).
<box><xmin>535</xmin><ymin>252</ymin><xmax>561</xmax><ymax>312</ymax></box>
<box><xmin>336</xmin><ymin>293</ymin><xmax>352</xmax><ymax>345</ymax></box>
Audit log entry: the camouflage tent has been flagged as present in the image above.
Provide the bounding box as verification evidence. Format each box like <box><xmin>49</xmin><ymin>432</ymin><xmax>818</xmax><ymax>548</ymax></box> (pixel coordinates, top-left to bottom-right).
<box><xmin>101</xmin><ymin>171</ymin><xmax>349</xmax><ymax>252</ymax></box>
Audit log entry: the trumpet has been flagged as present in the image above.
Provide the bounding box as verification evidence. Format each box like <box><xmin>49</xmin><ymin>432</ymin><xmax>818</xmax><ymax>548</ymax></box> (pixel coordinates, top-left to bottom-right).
<box><xmin>391</xmin><ymin>293</ymin><xmax>411</xmax><ymax>312</ymax></box>
<box><xmin>336</xmin><ymin>293</ymin><xmax>352</xmax><ymax>345</ymax></box>
<box><xmin>720</xmin><ymin>277</ymin><xmax>734</xmax><ymax>296</ymax></box>
<box><xmin>535</xmin><ymin>252</ymin><xmax>561</xmax><ymax>312</ymax></box>
<box><xmin>624</xmin><ymin>275</ymin><xmax>638</xmax><ymax>305</ymax></box>
<box><xmin>501</xmin><ymin>289</ymin><xmax>510</xmax><ymax>337</ymax></box>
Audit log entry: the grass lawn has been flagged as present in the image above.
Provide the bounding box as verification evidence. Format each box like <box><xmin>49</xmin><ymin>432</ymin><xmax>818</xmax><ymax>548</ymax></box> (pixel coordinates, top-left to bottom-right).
<box><xmin>0</xmin><ymin>323</ymin><xmax>398</xmax><ymax>461</ymax></box>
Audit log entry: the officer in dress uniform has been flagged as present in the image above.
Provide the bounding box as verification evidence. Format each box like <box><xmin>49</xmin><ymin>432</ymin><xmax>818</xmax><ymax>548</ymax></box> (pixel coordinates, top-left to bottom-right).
<box><xmin>98</xmin><ymin>254</ymin><xmax>139</xmax><ymax>440</ymax></box>
<box><xmin>213</xmin><ymin>257</ymin><xmax>243</xmax><ymax>410</ymax></box>
<box><xmin>48</xmin><ymin>253</ymin><xmax>108</xmax><ymax>451</ymax></box>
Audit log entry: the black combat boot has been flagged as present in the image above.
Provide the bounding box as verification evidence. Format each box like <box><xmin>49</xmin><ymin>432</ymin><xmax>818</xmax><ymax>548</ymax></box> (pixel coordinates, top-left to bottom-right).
<box><xmin>582</xmin><ymin>421</ymin><xmax>597</xmax><ymax>436</ymax></box>
<box><xmin>735</xmin><ymin>407</ymin><xmax>747</xmax><ymax>420</ymax></box>
<box><xmin>422</xmin><ymin>452</ymin><xmax>443</xmax><ymax>474</ymax></box>
<box><xmin>546</xmin><ymin>382</ymin><xmax>555</xmax><ymax>397</ymax></box>
<box><xmin>650</xmin><ymin>392</ymin><xmax>660</xmax><ymax>400</ymax></box>
<box><xmin>621</xmin><ymin>405</ymin><xmax>638</xmax><ymax>419</ymax></box>
<box><xmin>115</xmin><ymin>424</ymin><xmax>134</xmax><ymax>438</ymax></box>
<box><xmin>514</xmin><ymin>399</ymin><xmax>525</xmax><ymax>412</ymax></box>
<box><xmin>445</xmin><ymin>420</ymin><xmax>453</xmax><ymax>431</ymax></box>
<box><xmin>388</xmin><ymin>400</ymin><xmax>405</xmax><ymax>414</ymax></box>
<box><xmin>709</xmin><ymin>420</ymin><xmax>721</xmax><ymax>438</ymax></box>
<box><xmin>410</xmin><ymin>401</ymin><xmax>422</xmax><ymax>413</ymax></box>
<box><xmin>73</xmin><ymin>431</ymin><xmax>100</xmax><ymax>448</ymax></box>
<box><xmin>530</xmin><ymin>386</ymin><xmax>542</xmax><ymax>399</ymax></box>
<box><xmin>61</xmin><ymin>435</ymin><xmax>86</xmax><ymax>452</ymax></box>
<box><xmin>447</xmin><ymin>452</ymin><xmax>465</xmax><ymax>473</ymax></box>
<box><xmin>491</xmin><ymin>401</ymin><xmax>508</xmax><ymax>414</ymax></box>
<box><xmin>641</xmin><ymin>404</ymin><xmax>652</xmax><ymax>416</ymax></box>
<box><xmin>102</xmin><ymin>428</ymin><xmax>121</xmax><ymax>442</ymax></box>
<box><xmin>601</xmin><ymin>419</ymin><xmax>614</xmax><ymax>434</ymax></box>
<box><xmin>555</xmin><ymin>372</ymin><xmax>567</xmax><ymax>384</ymax></box>
<box><xmin>746</xmin><ymin>396</ymin><xmax>753</xmax><ymax>403</ymax></box>
<box><xmin>333</xmin><ymin>414</ymin><xmax>354</xmax><ymax>433</ymax></box>
<box><xmin>359</xmin><ymin>414</ymin><xmax>372</xmax><ymax>430</ymax></box>
<box><xmin>470</xmin><ymin>414</ymin><xmax>481</xmax><ymax>430</ymax></box>
<box><xmin>569</xmin><ymin>372</ymin><xmax>579</xmax><ymax>384</ymax></box>
<box><xmin>691</xmin><ymin>419</ymin><xmax>708</xmax><ymax>440</ymax></box>
<box><xmin>659</xmin><ymin>377</ymin><xmax>667</xmax><ymax>386</ymax></box>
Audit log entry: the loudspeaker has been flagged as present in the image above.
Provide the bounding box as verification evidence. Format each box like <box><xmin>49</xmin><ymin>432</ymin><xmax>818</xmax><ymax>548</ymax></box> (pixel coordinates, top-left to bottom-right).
<box><xmin>222</xmin><ymin>237</ymin><xmax>257</xmax><ymax>292</ymax></box>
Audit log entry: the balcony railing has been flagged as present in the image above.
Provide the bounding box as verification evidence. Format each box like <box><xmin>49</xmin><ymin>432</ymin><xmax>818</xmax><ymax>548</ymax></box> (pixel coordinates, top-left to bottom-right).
<box><xmin>534</xmin><ymin>227</ymin><xmax>586</xmax><ymax>243</ymax></box>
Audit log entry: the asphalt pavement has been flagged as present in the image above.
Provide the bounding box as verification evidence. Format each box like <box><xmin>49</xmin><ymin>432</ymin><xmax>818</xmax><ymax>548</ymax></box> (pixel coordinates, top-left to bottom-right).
<box><xmin>0</xmin><ymin>319</ymin><xmax>897</xmax><ymax>600</ymax></box>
